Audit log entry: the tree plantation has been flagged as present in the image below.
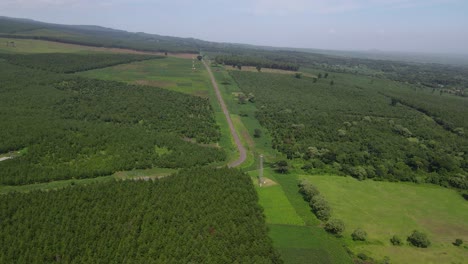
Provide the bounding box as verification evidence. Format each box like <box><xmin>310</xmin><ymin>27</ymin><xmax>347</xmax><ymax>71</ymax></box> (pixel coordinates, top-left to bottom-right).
<box><xmin>0</xmin><ymin>53</ymin><xmax>159</xmax><ymax>73</ymax></box>
<box><xmin>0</xmin><ymin>168</ymin><xmax>282</xmax><ymax>264</ymax></box>
<box><xmin>0</xmin><ymin>58</ymin><xmax>225</xmax><ymax>185</ymax></box>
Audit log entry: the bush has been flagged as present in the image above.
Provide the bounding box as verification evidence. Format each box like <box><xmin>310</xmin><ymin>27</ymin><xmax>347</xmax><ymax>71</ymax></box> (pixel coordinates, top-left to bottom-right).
<box><xmin>324</xmin><ymin>219</ymin><xmax>345</xmax><ymax>235</ymax></box>
<box><xmin>390</xmin><ymin>235</ymin><xmax>403</xmax><ymax>246</ymax></box>
<box><xmin>298</xmin><ymin>180</ymin><xmax>320</xmax><ymax>201</ymax></box>
<box><xmin>407</xmin><ymin>230</ymin><xmax>431</xmax><ymax>248</ymax></box>
<box><xmin>453</xmin><ymin>238</ymin><xmax>463</xmax><ymax>246</ymax></box>
<box><xmin>351</xmin><ymin>228</ymin><xmax>367</xmax><ymax>241</ymax></box>
<box><xmin>274</xmin><ymin>160</ymin><xmax>289</xmax><ymax>174</ymax></box>
<box><xmin>310</xmin><ymin>195</ymin><xmax>331</xmax><ymax>221</ymax></box>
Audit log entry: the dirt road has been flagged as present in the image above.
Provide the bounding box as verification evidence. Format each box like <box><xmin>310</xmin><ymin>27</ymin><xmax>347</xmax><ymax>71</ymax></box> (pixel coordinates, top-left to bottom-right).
<box><xmin>203</xmin><ymin>59</ymin><xmax>247</xmax><ymax>167</ymax></box>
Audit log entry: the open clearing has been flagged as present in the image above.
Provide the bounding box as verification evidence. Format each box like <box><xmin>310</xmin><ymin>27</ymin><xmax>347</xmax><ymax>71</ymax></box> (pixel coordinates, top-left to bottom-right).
<box><xmin>304</xmin><ymin>175</ymin><xmax>468</xmax><ymax>263</ymax></box>
<box><xmin>78</xmin><ymin>57</ymin><xmax>209</xmax><ymax>97</ymax></box>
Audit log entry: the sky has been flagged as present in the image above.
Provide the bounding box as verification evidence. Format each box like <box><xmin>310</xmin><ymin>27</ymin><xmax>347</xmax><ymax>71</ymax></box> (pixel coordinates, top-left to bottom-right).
<box><xmin>1</xmin><ymin>0</ymin><xmax>468</xmax><ymax>54</ymax></box>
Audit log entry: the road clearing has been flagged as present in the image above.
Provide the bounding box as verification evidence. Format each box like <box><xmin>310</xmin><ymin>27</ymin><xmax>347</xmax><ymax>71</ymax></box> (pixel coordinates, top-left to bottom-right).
<box><xmin>203</xmin><ymin>59</ymin><xmax>246</xmax><ymax>167</ymax></box>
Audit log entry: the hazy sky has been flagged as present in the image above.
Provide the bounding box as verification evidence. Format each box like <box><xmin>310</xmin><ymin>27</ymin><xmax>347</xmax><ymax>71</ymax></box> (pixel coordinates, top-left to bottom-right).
<box><xmin>1</xmin><ymin>0</ymin><xmax>467</xmax><ymax>54</ymax></box>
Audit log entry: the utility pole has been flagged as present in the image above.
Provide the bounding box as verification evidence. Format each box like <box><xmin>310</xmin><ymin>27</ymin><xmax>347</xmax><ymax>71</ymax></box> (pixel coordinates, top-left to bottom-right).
<box><xmin>258</xmin><ymin>154</ymin><xmax>264</xmax><ymax>186</ymax></box>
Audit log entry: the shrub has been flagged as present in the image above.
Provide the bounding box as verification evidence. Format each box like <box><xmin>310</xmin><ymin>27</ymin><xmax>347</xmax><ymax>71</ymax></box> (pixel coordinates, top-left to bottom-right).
<box><xmin>324</xmin><ymin>219</ymin><xmax>345</xmax><ymax>235</ymax></box>
<box><xmin>453</xmin><ymin>238</ymin><xmax>463</xmax><ymax>246</ymax></box>
<box><xmin>390</xmin><ymin>235</ymin><xmax>403</xmax><ymax>246</ymax></box>
<box><xmin>407</xmin><ymin>230</ymin><xmax>431</xmax><ymax>248</ymax></box>
<box><xmin>253</xmin><ymin>128</ymin><xmax>262</xmax><ymax>138</ymax></box>
<box><xmin>298</xmin><ymin>180</ymin><xmax>320</xmax><ymax>201</ymax></box>
<box><xmin>351</xmin><ymin>228</ymin><xmax>367</xmax><ymax>241</ymax></box>
<box><xmin>274</xmin><ymin>160</ymin><xmax>289</xmax><ymax>174</ymax></box>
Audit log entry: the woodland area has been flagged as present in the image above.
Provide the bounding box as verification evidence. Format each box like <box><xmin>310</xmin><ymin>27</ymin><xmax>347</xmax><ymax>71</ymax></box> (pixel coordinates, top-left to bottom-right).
<box><xmin>0</xmin><ymin>168</ymin><xmax>282</xmax><ymax>264</ymax></box>
<box><xmin>231</xmin><ymin>71</ymin><xmax>468</xmax><ymax>189</ymax></box>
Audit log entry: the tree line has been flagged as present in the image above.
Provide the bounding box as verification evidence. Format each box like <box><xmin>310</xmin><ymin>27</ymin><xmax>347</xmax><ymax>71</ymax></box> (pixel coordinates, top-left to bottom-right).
<box><xmin>214</xmin><ymin>55</ymin><xmax>299</xmax><ymax>71</ymax></box>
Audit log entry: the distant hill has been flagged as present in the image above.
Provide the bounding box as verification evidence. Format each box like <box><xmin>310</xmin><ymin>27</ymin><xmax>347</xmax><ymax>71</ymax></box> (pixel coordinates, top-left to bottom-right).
<box><xmin>0</xmin><ymin>16</ymin><xmax>252</xmax><ymax>53</ymax></box>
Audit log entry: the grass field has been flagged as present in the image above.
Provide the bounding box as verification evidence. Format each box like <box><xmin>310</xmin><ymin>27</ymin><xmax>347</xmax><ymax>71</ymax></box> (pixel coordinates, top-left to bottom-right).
<box><xmin>304</xmin><ymin>175</ymin><xmax>468</xmax><ymax>263</ymax></box>
<box><xmin>78</xmin><ymin>57</ymin><xmax>209</xmax><ymax>97</ymax></box>
<box><xmin>251</xmin><ymin>169</ymin><xmax>353</xmax><ymax>263</ymax></box>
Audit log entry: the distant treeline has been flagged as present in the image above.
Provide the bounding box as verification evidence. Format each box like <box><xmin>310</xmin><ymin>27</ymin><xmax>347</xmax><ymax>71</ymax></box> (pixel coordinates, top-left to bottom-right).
<box><xmin>214</xmin><ymin>55</ymin><xmax>300</xmax><ymax>71</ymax></box>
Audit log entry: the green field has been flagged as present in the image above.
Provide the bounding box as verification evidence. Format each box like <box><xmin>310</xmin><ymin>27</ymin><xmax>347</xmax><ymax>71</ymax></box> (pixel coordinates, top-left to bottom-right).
<box><xmin>251</xmin><ymin>169</ymin><xmax>353</xmax><ymax>264</ymax></box>
<box><xmin>304</xmin><ymin>175</ymin><xmax>468</xmax><ymax>263</ymax></box>
<box><xmin>79</xmin><ymin>57</ymin><xmax>210</xmax><ymax>97</ymax></box>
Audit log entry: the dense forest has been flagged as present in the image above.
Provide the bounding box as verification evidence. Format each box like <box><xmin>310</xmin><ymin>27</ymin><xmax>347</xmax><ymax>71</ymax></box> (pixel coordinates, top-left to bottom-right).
<box><xmin>214</xmin><ymin>55</ymin><xmax>299</xmax><ymax>71</ymax></box>
<box><xmin>0</xmin><ymin>168</ymin><xmax>282</xmax><ymax>263</ymax></box>
<box><xmin>0</xmin><ymin>53</ymin><xmax>159</xmax><ymax>73</ymax></box>
<box><xmin>231</xmin><ymin>71</ymin><xmax>468</xmax><ymax>189</ymax></box>
<box><xmin>0</xmin><ymin>59</ymin><xmax>225</xmax><ymax>185</ymax></box>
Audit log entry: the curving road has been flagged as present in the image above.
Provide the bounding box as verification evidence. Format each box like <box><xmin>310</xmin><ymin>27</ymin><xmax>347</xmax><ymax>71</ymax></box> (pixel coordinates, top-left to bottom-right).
<box><xmin>203</xmin><ymin>59</ymin><xmax>246</xmax><ymax>167</ymax></box>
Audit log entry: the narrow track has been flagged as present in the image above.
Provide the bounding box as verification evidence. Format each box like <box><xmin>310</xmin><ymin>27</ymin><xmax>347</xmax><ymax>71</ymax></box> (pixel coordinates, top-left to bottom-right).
<box><xmin>203</xmin><ymin>59</ymin><xmax>246</xmax><ymax>167</ymax></box>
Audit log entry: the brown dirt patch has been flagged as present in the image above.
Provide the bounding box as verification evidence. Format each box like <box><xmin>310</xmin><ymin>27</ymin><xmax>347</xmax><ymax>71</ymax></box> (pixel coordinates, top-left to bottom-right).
<box><xmin>133</xmin><ymin>80</ymin><xmax>175</xmax><ymax>88</ymax></box>
<box><xmin>261</xmin><ymin>177</ymin><xmax>278</xmax><ymax>187</ymax></box>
